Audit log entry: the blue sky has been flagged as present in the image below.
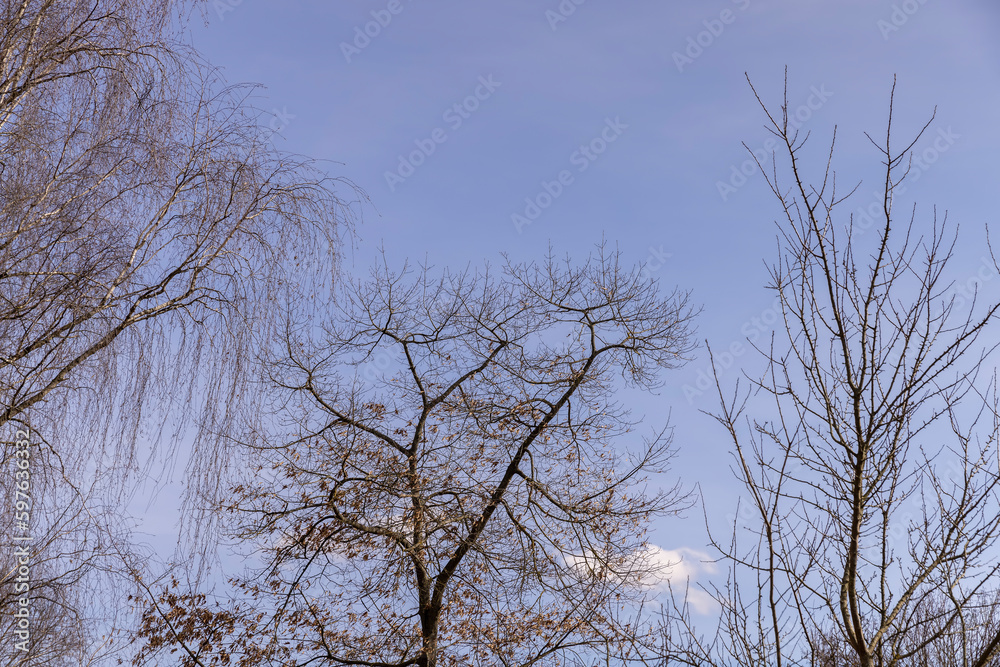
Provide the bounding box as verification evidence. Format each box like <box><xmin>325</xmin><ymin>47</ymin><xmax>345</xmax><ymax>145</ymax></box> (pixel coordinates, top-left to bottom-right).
<box><xmin>154</xmin><ymin>0</ymin><xmax>1000</xmax><ymax>601</ymax></box>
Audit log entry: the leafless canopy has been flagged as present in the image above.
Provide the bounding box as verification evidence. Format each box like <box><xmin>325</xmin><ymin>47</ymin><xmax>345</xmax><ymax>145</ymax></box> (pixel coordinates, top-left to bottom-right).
<box><xmin>133</xmin><ymin>248</ymin><xmax>697</xmax><ymax>667</ymax></box>
<box><xmin>1</xmin><ymin>1</ymin><xmax>354</xmax><ymax>663</ymax></box>
<box><xmin>665</xmin><ymin>75</ymin><xmax>1000</xmax><ymax>667</ymax></box>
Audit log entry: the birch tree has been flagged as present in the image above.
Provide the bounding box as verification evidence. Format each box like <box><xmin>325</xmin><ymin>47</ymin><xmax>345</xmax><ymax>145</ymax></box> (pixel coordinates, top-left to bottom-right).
<box><xmin>0</xmin><ymin>1</ymin><xmax>352</xmax><ymax>663</ymax></box>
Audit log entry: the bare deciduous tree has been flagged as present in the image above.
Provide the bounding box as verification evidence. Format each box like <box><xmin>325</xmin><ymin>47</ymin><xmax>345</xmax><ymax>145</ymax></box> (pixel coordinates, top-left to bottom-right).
<box><xmin>0</xmin><ymin>0</ymin><xmax>351</xmax><ymax>451</ymax></box>
<box><xmin>809</xmin><ymin>589</ymin><xmax>1000</xmax><ymax>667</ymax></box>
<box><xmin>664</xmin><ymin>76</ymin><xmax>1000</xmax><ymax>667</ymax></box>
<box><xmin>132</xmin><ymin>248</ymin><xmax>697</xmax><ymax>667</ymax></box>
<box><xmin>0</xmin><ymin>0</ymin><xmax>354</xmax><ymax>663</ymax></box>
<box><xmin>1</xmin><ymin>427</ymin><xmax>133</xmax><ymax>667</ymax></box>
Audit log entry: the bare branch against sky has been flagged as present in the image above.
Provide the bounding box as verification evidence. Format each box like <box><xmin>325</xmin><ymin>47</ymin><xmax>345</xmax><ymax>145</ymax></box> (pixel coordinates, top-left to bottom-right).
<box><xmin>132</xmin><ymin>247</ymin><xmax>697</xmax><ymax>666</ymax></box>
<box><xmin>664</xmin><ymin>75</ymin><xmax>1000</xmax><ymax>667</ymax></box>
<box><xmin>3</xmin><ymin>2</ymin><xmax>1000</xmax><ymax>666</ymax></box>
<box><xmin>0</xmin><ymin>1</ymin><xmax>354</xmax><ymax>662</ymax></box>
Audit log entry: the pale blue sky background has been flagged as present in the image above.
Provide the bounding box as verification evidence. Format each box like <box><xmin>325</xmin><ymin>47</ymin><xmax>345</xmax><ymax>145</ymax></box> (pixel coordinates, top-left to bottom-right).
<box><xmin>137</xmin><ymin>0</ymin><xmax>1000</xmax><ymax>599</ymax></box>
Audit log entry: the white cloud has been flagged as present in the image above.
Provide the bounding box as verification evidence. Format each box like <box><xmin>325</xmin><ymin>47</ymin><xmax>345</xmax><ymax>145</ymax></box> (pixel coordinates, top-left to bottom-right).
<box><xmin>561</xmin><ymin>543</ymin><xmax>718</xmax><ymax>613</ymax></box>
<box><xmin>642</xmin><ymin>545</ymin><xmax>719</xmax><ymax>615</ymax></box>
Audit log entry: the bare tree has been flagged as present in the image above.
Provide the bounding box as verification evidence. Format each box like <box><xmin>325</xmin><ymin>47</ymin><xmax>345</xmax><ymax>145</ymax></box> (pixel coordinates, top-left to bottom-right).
<box><xmin>664</xmin><ymin>75</ymin><xmax>1000</xmax><ymax>667</ymax></box>
<box><xmin>807</xmin><ymin>589</ymin><xmax>1000</xmax><ymax>667</ymax></box>
<box><xmin>0</xmin><ymin>0</ymin><xmax>352</xmax><ymax>453</ymax></box>
<box><xmin>0</xmin><ymin>0</ymin><xmax>354</xmax><ymax>663</ymax></box>
<box><xmin>0</xmin><ymin>428</ymin><xmax>133</xmax><ymax>667</ymax></box>
<box><xmin>131</xmin><ymin>248</ymin><xmax>697</xmax><ymax>667</ymax></box>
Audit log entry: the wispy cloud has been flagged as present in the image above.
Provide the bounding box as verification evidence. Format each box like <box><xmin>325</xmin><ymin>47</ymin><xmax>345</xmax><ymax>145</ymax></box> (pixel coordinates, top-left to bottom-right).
<box><xmin>643</xmin><ymin>545</ymin><xmax>719</xmax><ymax>614</ymax></box>
<box><xmin>563</xmin><ymin>543</ymin><xmax>718</xmax><ymax>614</ymax></box>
